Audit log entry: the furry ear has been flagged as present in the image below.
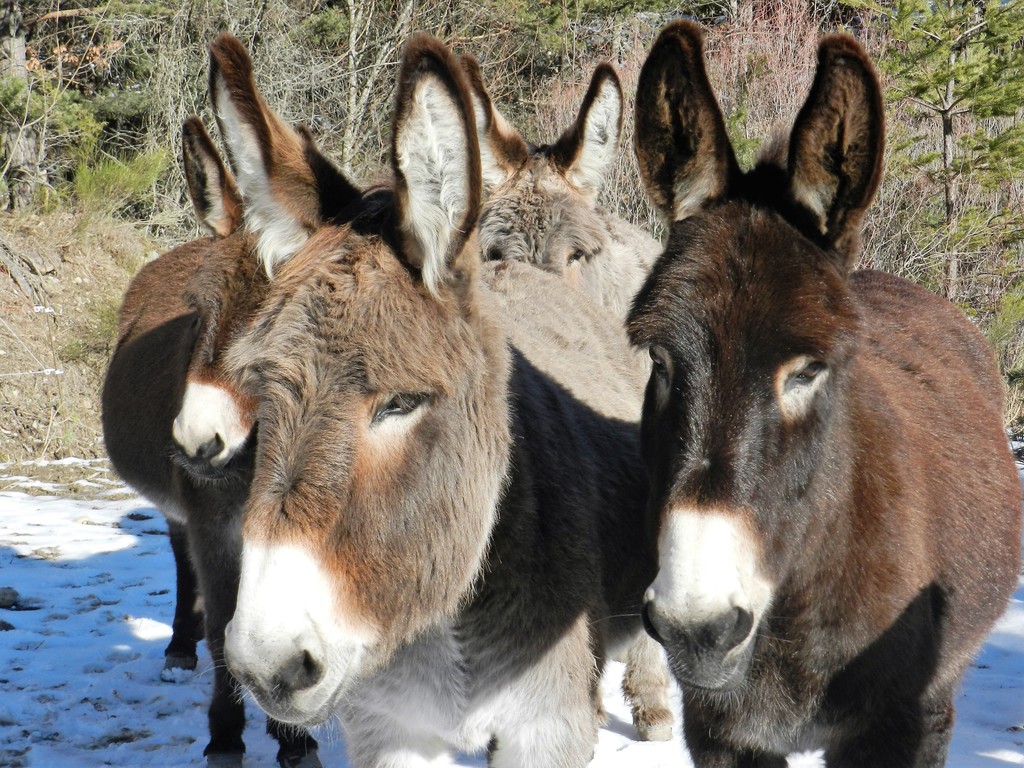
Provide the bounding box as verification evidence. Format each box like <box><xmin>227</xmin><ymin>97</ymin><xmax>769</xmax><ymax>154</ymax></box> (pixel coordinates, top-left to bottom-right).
<box><xmin>787</xmin><ymin>34</ymin><xmax>884</xmax><ymax>262</ymax></box>
<box><xmin>550</xmin><ymin>63</ymin><xmax>623</xmax><ymax>202</ymax></box>
<box><xmin>181</xmin><ymin>117</ymin><xmax>242</xmax><ymax>238</ymax></box>
<box><xmin>634</xmin><ymin>21</ymin><xmax>738</xmax><ymax>222</ymax></box>
<box><xmin>392</xmin><ymin>36</ymin><xmax>481</xmax><ymax>296</ymax></box>
<box><xmin>208</xmin><ymin>33</ymin><xmax>359</xmax><ymax>276</ymax></box>
<box><xmin>461</xmin><ymin>53</ymin><xmax>529</xmax><ymax>191</ymax></box>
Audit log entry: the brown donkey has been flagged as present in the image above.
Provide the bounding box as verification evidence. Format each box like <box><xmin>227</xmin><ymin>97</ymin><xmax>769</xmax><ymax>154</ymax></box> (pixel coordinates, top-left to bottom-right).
<box><xmin>101</xmin><ymin>33</ymin><xmax>363</xmax><ymax>766</ymax></box>
<box><xmin>629</xmin><ymin>21</ymin><xmax>1022</xmax><ymax>767</ymax></box>
<box><xmin>464</xmin><ymin>55</ymin><xmax>661</xmax><ymax>321</ymax></box>
<box><xmin>220</xmin><ymin>35</ymin><xmax>658</xmax><ymax>767</ymax></box>
<box><xmin>462</xmin><ymin>55</ymin><xmax>672</xmax><ymax>740</ymax></box>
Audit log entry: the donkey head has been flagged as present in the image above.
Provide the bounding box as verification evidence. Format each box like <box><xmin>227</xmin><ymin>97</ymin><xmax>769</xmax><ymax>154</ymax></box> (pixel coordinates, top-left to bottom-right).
<box><xmin>172</xmin><ymin>34</ymin><xmax>357</xmax><ymax>473</ymax></box>
<box><xmin>169</xmin><ymin>116</ymin><xmax>253</xmax><ymax>472</ymax></box>
<box><xmin>467</xmin><ymin>57</ymin><xmax>653</xmax><ymax>315</ymax></box>
<box><xmin>221</xmin><ymin>36</ymin><xmax>511</xmax><ymax>726</ymax></box>
<box><xmin>629</xmin><ymin>22</ymin><xmax>883</xmax><ymax>690</ymax></box>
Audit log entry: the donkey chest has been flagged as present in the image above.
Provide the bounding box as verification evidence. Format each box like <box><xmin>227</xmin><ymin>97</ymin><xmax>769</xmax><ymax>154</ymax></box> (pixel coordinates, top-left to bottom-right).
<box><xmin>348</xmin><ymin>623</ymin><xmax>526</xmax><ymax>753</ymax></box>
<box><xmin>709</xmin><ymin>653</ymin><xmax>826</xmax><ymax>755</ymax></box>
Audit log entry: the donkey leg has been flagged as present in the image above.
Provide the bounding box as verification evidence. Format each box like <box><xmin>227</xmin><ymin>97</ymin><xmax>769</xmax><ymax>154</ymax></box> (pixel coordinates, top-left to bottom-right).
<box><xmin>682</xmin><ymin>700</ymin><xmax>788</xmax><ymax>768</ymax></box>
<box><xmin>184</xmin><ymin>506</ymin><xmax>247</xmax><ymax>764</ymax></box>
<box><xmin>686</xmin><ymin>740</ymin><xmax>787</xmax><ymax>768</ymax></box>
<box><xmin>342</xmin><ymin>715</ymin><xmax>450</xmax><ymax>768</ymax></box>
<box><xmin>825</xmin><ymin>695</ymin><xmax>947</xmax><ymax>768</ymax></box>
<box><xmin>162</xmin><ymin>520</ymin><xmax>203</xmax><ymax>675</ymax></box>
<box><xmin>266</xmin><ymin>717</ymin><xmax>322</xmax><ymax>768</ymax></box>
<box><xmin>622</xmin><ymin>633</ymin><xmax>673</xmax><ymax>741</ymax></box>
<box><xmin>912</xmin><ymin>693</ymin><xmax>955</xmax><ymax>768</ymax></box>
<box><xmin>489</xmin><ymin>621</ymin><xmax>599</xmax><ymax>768</ymax></box>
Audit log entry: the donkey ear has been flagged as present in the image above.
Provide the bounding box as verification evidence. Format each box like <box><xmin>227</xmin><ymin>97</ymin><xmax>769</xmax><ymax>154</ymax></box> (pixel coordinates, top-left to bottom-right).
<box><xmin>462</xmin><ymin>53</ymin><xmax>529</xmax><ymax>191</ymax></box>
<box><xmin>787</xmin><ymin>35</ymin><xmax>884</xmax><ymax>260</ymax></box>
<box><xmin>634</xmin><ymin>21</ymin><xmax>738</xmax><ymax>222</ymax></box>
<box><xmin>393</xmin><ymin>36</ymin><xmax>481</xmax><ymax>296</ymax></box>
<box><xmin>550</xmin><ymin>63</ymin><xmax>623</xmax><ymax>202</ymax></box>
<box><xmin>182</xmin><ymin>117</ymin><xmax>242</xmax><ymax>238</ymax></box>
<box><xmin>208</xmin><ymin>33</ymin><xmax>360</xmax><ymax>276</ymax></box>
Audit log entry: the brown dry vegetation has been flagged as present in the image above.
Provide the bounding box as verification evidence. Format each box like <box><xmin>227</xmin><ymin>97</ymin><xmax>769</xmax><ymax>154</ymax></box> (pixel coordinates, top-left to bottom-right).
<box><xmin>1</xmin><ymin>0</ymin><xmax>1021</xmax><ymax>461</ymax></box>
<box><xmin>0</xmin><ymin>210</ymin><xmax>153</xmax><ymax>460</ymax></box>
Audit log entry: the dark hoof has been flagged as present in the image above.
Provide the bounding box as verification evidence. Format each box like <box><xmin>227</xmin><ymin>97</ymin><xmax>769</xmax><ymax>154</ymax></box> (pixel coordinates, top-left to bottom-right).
<box><xmin>206</xmin><ymin>752</ymin><xmax>244</xmax><ymax>768</ymax></box>
<box><xmin>279</xmin><ymin>748</ymin><xmax>324</xmax><ymax>768</ymax></box>
<box><xmin>160</xmin><ymin>653</ymin><xmax>198</xmax><ymax>682</ymax></box>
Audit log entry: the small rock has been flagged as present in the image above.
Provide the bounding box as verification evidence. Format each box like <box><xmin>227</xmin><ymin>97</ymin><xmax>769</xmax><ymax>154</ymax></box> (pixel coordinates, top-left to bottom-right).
<box><xmin>0</xmin><ymin>587</ymin><xmax>19</xmax><ymax>609</ymax></box>
<box><xmin>0</xmin><ymin>620</ymin><xmax>14</xmax><ymax>631</ymax></box>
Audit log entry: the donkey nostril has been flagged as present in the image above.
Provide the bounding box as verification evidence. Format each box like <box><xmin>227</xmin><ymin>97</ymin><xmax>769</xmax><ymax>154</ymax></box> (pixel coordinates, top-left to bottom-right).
<box><xmin>709</xmin><ymin>607</ymin><xmax>754</xmax><ymax>654</ymax></box>
<box><xmin>277</xmin><ymin>649</ymin><xmax>324</xmax><ymax>695</ymax></box>
<box><xmin>641</xmin><ymin>602</ymin><xmax>664</xmax><ymax>645</ymax></box>
<box><xmin>194</xmin><ymin>434</ymin><xmax>225</xmax><ymax>461</ymax></box>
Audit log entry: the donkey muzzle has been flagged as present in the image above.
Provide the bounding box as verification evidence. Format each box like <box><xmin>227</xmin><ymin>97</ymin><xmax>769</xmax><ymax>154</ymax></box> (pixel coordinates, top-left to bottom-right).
<box><xmin>643</xmin><ymin>599</ymin><xmax>755</xmax><ymax>691</ymax></box>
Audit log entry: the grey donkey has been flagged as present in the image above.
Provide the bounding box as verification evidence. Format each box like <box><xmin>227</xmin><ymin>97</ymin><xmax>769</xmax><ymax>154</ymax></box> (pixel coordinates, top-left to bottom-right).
<box><xmin>462</xmin><ymin>55</ymin><xmax>673</xmax><ymax>741</ymax></box>
<box><xmin>464</xmin><ymin>55</ymin><xmax>662</xmax><ymax>323</ymax></box>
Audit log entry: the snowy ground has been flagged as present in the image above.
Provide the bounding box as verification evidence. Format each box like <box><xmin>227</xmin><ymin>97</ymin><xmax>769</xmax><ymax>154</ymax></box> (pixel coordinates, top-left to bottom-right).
<box><xmin>0</xmin><ymin>458</ymin><xmax>1021</xmax><ymax>767</ymax></box>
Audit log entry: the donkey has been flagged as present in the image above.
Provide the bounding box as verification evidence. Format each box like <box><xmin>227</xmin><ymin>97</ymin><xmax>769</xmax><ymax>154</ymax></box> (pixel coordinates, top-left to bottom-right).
<box><xmin>101</xmin><ymin>33</ymin><xmax>363</xmax><ymax>765</ymax></box>
<box><xmin>219</xmin><ymin>35</ymin><xmax>659</xmax><ymax>767</ymax></box>
<box><xmin>629</xmin><ymin>21</ymin><xmax>1022</xmax><ymax>767</ymax></box>
<box><xmin>462</xmin><ymin>55</ymin><xmax>672</xmax><ymax>741</ymax></box>
<box><xmin>102</xmin><ymin>117</ymin><xmax>245</xmax><ymax>682</ymax></box>
<box><xmin>463</xmin><ymin>55</ymin><xmax>661</xmax><ymax>322</ymax></box>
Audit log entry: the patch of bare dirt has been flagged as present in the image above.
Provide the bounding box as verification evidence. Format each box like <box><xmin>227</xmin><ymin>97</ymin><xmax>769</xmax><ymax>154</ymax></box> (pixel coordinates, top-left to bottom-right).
<box><xmin>0</xmin><ymin>458</ymin><xmax>135</xmax><ymax>501</ymax></box>
<box><xmin>0</xmin><ymin>209</ymin><xmax>166</xmax><ymax>463</ymax></box>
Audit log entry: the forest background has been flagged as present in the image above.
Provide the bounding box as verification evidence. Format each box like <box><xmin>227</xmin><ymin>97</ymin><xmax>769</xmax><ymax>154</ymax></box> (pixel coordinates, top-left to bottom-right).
<box><xmin>0</xmin><ymin>0</ymin><xmax>1022</xmax><ymax>461</ymax></box>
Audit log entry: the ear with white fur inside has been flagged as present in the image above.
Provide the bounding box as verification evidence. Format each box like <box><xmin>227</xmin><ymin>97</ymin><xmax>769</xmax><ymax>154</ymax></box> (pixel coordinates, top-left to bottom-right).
<box><xmin>633</xmin><ymin>21</ymin><xmax>739</xmax><ymax>223</ymax></box>
<box><xmin>461</xmin><ymin>53</ymin><xmax>529</xmax><ymax>191</ymax></box>
<box><xmin>393</xmin><ymin>36</ymin><xmax>482</xmax><ymax>297</ymax></box>
<box><xmin>207</xmin><ymin>33</ymin><xmax>317</xmax><ymax>277</ymax></box>
<box><xmin>554</xmin><ymin>63</ymin><xmax>623</xmax><ymax>202</ymax></box>
<box><xmin>786</xmin><ymin>34</ymin><xmax>884</xmax><ymax>264</ymax></box>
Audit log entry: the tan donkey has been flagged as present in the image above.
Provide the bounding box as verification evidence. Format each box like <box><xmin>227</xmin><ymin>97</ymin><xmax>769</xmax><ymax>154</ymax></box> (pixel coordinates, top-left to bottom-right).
<box><xmin>218</xmin><ymin>35</ymin><xmax>662</xmax><ymax>767</ymax></box>
<box><xmin>102</xmin><ymin>32</ymin><xmax>368</xmax><ymax>766</ymax></box>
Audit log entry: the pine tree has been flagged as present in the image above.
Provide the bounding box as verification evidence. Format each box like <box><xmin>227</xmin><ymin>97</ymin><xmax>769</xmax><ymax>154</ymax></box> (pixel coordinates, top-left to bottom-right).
<box><xmin>854</xmin><ymin>0</ymin><xmax>1024</xmax><ymax>303</ymax></box>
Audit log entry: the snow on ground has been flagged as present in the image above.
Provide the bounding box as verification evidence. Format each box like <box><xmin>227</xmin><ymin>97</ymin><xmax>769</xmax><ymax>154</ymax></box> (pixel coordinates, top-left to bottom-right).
<box><xmin>0</xmin><ymin>459</ymin><xmax>1021</xmax><ymax>767</ymax></box>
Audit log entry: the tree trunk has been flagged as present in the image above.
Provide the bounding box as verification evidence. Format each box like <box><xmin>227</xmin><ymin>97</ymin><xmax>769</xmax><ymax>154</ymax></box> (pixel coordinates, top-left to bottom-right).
<box><xmin>1</xmin><ymin>0</ymin><xmax>41</xmax><ymax>211</ymax></box>
<box><xmin>941</xmin><ymin>49</ymin><xmax>959</xmax><ymax>301</ymax></box>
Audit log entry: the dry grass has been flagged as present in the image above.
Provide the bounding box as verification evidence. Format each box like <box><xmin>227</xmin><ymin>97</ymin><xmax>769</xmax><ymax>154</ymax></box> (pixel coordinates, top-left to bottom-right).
<box><xmin>0</xmin><ymin>209</ymin><xmax>154</xmax><ymax>461</ymax></box>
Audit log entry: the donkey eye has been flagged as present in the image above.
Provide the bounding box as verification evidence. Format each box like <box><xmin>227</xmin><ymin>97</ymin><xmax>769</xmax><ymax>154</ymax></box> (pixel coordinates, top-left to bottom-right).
<box><xmin>372</xmin><ymin>393</ymin><xmax>429</xmax><ymax>425</ymax></box>
<box><xmin>790</xmin><ymin>360</ymin><xmax>827</xmax><ymax>386</ymax></box>
<box><xmin>568</xmin><ymin>249</ymin><xmax>587</xmax><ymax>264</ymax></box>
<box><xmin>486</xmin><ymin>246</ymin><xmax>504</xmax><ymax>262</ymax></box>
<box><xmin>650</xmin><ymin>347</ymin><xmax>670</xmax><ymax>377</ymax></box>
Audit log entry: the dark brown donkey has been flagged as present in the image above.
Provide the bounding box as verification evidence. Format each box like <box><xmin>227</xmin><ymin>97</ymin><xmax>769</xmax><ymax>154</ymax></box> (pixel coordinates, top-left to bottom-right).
<box><xmin>220</xmin><ymin>35</ymin><xmax>657</xmax><ymax>767</ymax></box>
<box><xmin>629</xmin><ymin>21</ymin><xmax>1022</xmax><ymax>767</ymax></box>
<box><xmin>101</xmin><ymin>34</ymin><xmax>361</xmax><ymax>766</ymax></box>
